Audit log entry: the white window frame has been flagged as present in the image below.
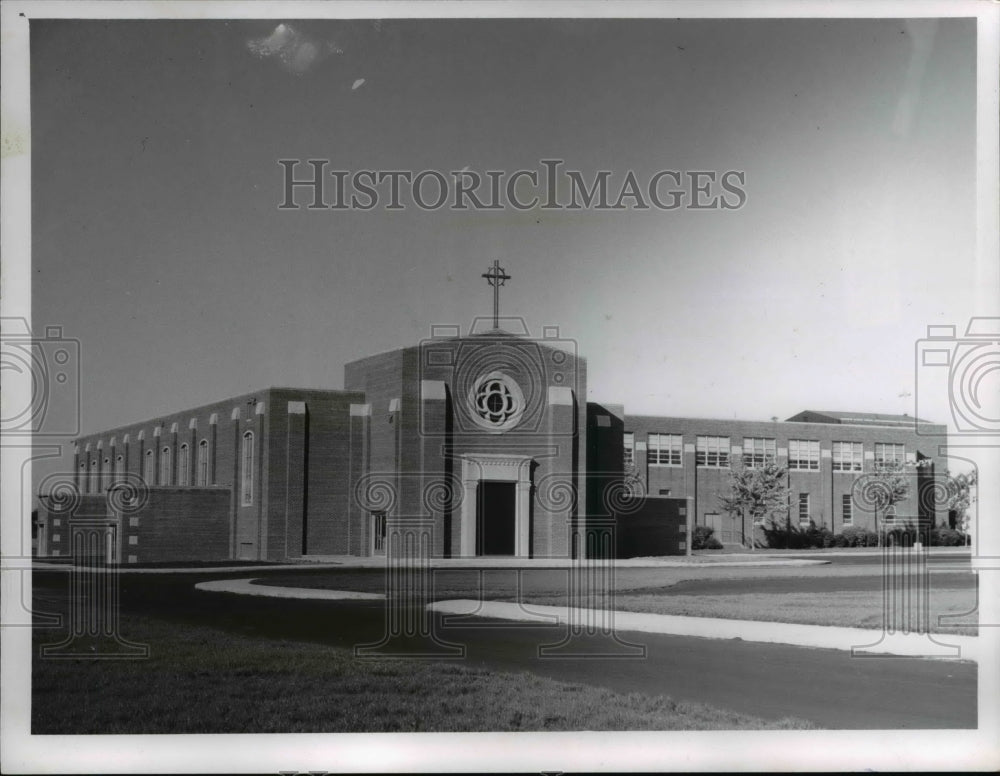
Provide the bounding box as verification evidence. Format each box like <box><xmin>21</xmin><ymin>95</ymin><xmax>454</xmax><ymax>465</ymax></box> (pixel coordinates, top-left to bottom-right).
<box><xmin>788</xmin><ymin>439</ymin><xmax>820</xmax><ymax>471</ymax></box>
<box><xmin>874</xmin><ymin>442</ymin><xmax>905</xmax><ymax>467</ymax></box>
<box><xmin>742</xmin><ymin>437</ymin><xmax>776</xmax><ymax>468</ymax></box>
<box><xmin>696</xmin><ymin>435</ymin><xmax>729</xmax><ymax>468</ymax></box>
<box><xmin>842</xmin><ymin>493</ymin><xmax>853</xmax><ymax>526</ymax></box>
<box><xmin>648</xmin><ymin>433</ymin><xmax>683</xmax><ymax>466</ymax></box>
<box><xmin>623</xmin><ymin>432</ymin><xmax>635</xmax><ymax>467</ymax></box>
<box><xmin>798</xmin><ymin>493</ymin><xmax>811</xmax><ymax>526</ymax></box>
<box><xmin>832</xmin><ymin>441</ymin><xmax>864</xmax><ymax>472</ymax></box>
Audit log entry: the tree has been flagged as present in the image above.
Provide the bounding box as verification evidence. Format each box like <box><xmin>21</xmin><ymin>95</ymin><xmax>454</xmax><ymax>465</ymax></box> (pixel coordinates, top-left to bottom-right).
<box><xmin>944</xmin><ymin>468</ymin><xmax>977</xmax><ymax>535</ymax></box>
<box><xmin>853</xmin><ymin>459</ymin><xmax>930</xmax><ymax>546</ymax></box>
<box><xmin>718</xmin><ymin>461</ymin><xmax>791</xmax><ymax>549</ymax></box>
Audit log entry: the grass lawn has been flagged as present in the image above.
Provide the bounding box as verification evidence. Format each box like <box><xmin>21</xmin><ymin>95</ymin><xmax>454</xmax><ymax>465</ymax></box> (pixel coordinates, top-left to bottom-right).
<box><xmin>32</xmin><ymin>611</ymin><xmax>813</xmax><ymax>733</ymax></box>
<box><xmin>518</xmin><ymin>588</ymin><xmax>978</xmax><ymax>636</ymax></box>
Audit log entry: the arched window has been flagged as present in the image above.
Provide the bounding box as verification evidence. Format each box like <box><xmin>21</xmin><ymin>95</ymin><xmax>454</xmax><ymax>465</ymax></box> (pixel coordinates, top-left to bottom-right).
<box><xmin>178</xmin><ymin>443</ymin><xmax>190</xmax><ymax>486</ymax></box>
<box><xmin>144</xmin><ymin>449</ymin><xmax>154</xmax><ymax>484</ymax></box>
<box><xmin>115</xmin><ymin>455</ymin><xmax>124</xmax><ymax>482</ymax></box>
<box><xmin>241</xmin><ymin>431</ymin><xmax>254</xmax><ymax>506</ymax></box>
<box><xmin>197</xmin><ymin>439</ymin><xmax>209</xmax><ymax>486</ymax></box>
<box><xmin>160</xmin><ymin>446</ymin><xmax>172</xmax><ymax>486</ymax></box>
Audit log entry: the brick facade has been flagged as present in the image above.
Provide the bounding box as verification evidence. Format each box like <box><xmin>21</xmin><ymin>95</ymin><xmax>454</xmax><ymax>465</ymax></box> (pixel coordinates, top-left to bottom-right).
<box><xmin>622</xmin><ymin>414</ymin><xmax>947</xmax><ymax>545</ymax></box>
<box><xmin>35</xmin><ymin>330</ymin><xmax>950</xmax><ymax>561</ymax></box>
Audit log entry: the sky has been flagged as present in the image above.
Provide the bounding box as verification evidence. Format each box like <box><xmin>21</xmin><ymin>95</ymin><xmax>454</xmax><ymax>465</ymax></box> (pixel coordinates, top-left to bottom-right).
<box><xmin>27</xmin><ymin>16</ymin><xmax>980</xmax><ymax>486</ymax></box>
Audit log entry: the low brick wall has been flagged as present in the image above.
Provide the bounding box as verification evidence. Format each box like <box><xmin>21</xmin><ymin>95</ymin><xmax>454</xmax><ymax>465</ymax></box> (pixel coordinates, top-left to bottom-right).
<box><xmin>612</xmin><ymin>496</ymin><xmax>689</xmax><ymax>558</ymax></box>
<box><xmin>124</xmin><ymin>488</ymin><xmax>232</xmax><ymax>563</ymax></box>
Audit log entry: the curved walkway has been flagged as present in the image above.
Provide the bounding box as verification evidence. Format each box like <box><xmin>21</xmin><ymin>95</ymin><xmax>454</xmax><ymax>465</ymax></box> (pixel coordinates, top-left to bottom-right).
<box><xmin>195</xmin><ymin>577</ymin><xmax>384</xmax><ymax>600</ymax></box>
<box><xmin>193</xmin><ymin>577</ymin><xmax>980</xmax><ymax>662</ymax></box>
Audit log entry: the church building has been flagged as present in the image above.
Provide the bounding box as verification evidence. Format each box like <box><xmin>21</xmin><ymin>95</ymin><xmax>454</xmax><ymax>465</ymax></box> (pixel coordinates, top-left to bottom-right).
<box><xmin>36</xmin><ymin>267</ymin><xmax>948</xmax><ymax>563</ymax></box>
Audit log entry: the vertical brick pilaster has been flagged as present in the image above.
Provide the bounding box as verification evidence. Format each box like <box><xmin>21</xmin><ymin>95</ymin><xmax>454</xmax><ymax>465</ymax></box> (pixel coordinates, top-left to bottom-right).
<box><xmin>348</xmin><ymin>403</ymin><xmax>371</xmax><ymax>555</ymax></box>
<box><xmin>285</xmin><ymin>402</ymin><xmax>307</xmax><ymax>557</ymax></box>
<box><xmin>419</xmin><ymin>380</ymin><xmax>448</xmax><ymax>556</ymax></box>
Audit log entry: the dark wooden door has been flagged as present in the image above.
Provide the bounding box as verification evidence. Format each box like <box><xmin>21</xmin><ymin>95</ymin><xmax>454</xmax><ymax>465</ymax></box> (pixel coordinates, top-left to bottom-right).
<box><xmin>477</xmin><ymin>481</ymin><xmax>516</xmax><ymax>556</ymax></box>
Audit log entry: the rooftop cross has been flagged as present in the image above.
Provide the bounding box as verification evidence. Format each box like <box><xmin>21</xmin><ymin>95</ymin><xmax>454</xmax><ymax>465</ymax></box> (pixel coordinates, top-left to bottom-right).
<box><xmin>481</xmin><ymin>260</ymin><xmax>511</xmax><ymax>330</ymax></box>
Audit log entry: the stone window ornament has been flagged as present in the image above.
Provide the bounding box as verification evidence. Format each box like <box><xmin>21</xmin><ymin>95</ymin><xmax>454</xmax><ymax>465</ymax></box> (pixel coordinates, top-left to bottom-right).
<box><xmin>469</xmin><ymin>371</ymin><xmax>524</xmax><ymax>431</ymax></box>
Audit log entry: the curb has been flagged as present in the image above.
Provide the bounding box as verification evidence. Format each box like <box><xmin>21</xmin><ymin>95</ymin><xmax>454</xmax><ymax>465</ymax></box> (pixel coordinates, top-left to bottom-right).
<box><xmin>428</xmin><ymin>599</ymin><xmax>980</xmax><ymax>662</ymax></box>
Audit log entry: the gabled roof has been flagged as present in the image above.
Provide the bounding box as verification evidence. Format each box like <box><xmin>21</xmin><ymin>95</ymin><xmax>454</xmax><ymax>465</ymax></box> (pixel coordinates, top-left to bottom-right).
<box><xmin>785</xmin><ymin>410</ymin><xmax>934</xmax><ymax>427</ymax></box>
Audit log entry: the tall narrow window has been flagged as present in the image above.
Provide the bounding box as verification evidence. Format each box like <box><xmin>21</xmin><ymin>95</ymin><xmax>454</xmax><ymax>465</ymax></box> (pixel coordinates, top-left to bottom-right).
<box><xmin>78</xmin><ymin>461</ymin><xmax>87</xmax><ymax>492</ymax></box>
<box><xmin>648</xmin><ymin>433</ymin><xmax>683</xmax><ymax>466</ymax></box>
<box><xmin>160</xmin><ymin>446</ymin><xmax>172</xmax><ymax>486</ymax></box>
<box><xmin>798</xmin><ymin>493</ymin><xmax>811</xmax><ymax>526</ymax></box>
<box><xmin>114</xmin><ymin>454</ymin><xmax>124</xmax><ymax>482</ymax></box>
<box><xmin>623</xmin><ymin>432</ymin><xmax>635</xmax><ymax>467</ymax></box>
<box><xmin>241</xmin><ymin>431</ymin><xmax>254</xmax><ymax>506</ymax></box>
<box><xmin>178</xmin><ymin>444</ymin><xmax>190</xmax><ymax>486</ymax></box>
<box><xmin>90</xmin><ymin>459</ymin><xmax>99</xmax><ymax>493</ymax></box>
<box><xmin>144</xmin><ymin>449</ymin><xmax>154</xmax><ymax>484</ymax></box>
<box><xmin>197</xmin><ymin>440</ymin><xmax>209</xmax><ymax>486</ymax></box>
<box><xmin>103</xmin><ymin>457</ymin><xmax>111</xmax><ymax>489</ymax></box>
<box><xmin>696</xmin><ymin>435</ymin><xmax>729</xmax><ymax>467</ymax></box>
<box><xmin>842</xmin><ymin>494</ymin><xmax>853</xmax><ymax>526</ymax></box>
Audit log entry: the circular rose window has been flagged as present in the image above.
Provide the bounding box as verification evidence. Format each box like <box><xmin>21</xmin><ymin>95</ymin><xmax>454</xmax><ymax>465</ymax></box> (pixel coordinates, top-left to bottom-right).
<box><xmin>469</xmin><ymin>371</ymin><xmax>524</xmax><ymax>431</ymax></box>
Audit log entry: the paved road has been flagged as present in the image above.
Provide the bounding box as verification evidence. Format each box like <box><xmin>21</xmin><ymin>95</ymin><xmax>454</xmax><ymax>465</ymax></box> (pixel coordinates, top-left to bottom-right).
<box><xmin>33</xmin><ymin>569</ymin><xmax>975</xmax><ymax>730</ymax></box>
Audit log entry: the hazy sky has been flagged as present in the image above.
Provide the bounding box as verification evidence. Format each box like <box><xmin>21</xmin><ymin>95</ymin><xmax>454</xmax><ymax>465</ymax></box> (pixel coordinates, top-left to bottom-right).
<box><xmin>30</xmin><ymin>17</ymin><xmax>977</xmax><ymax>456</ymax></box>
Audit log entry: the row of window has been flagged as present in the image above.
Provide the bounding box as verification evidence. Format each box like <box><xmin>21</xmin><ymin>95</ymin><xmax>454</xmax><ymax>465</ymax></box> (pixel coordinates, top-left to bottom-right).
<box><xmin>751</xmin><ymin>493</ymin><xmax>855</xmax><ymax>527</ymax></box>
<box><xmin>624</xmin><ymin>434</ymin><xmax>905</xmax><ymax>471</ymax></box>
<box><xmin>78</xmin><ymin>432</ymin><xmax>256</xmax><ymax>506</ymax></box>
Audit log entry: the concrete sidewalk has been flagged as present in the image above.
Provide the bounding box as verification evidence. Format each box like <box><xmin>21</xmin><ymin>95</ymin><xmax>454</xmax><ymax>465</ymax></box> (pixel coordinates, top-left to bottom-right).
<box><xmin>191</xmin><ymin>577</ymin><xmax>980</xmax><ymax>662</ymax></box>
<box><xmin>428</xmin><ymin>599</ymin><xmax>980</xmax><ymax>662</ymax></box>
<box><xmin>195</xmin><ymin>578</ymin><xmax>384</xmax><ymax>600</ymax></box>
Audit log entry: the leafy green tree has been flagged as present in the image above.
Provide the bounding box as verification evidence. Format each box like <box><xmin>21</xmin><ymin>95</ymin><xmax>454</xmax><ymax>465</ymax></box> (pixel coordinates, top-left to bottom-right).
<box><xmin>718</xmin><ymin>461</ymin><xmax>791</xmax><ymax>549</ymax></box>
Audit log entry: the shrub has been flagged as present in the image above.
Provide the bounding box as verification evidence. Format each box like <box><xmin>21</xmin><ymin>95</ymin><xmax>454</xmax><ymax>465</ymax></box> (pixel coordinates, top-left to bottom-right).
<box><xmin>761</xmin><ymin>521</ymin><xmax>832</xmax><ymax>550</ymax></box>
<box><xmin>930</xmin><ymin>527</ymin><xmax>965</xmax><ymax>547</ymax></box>
<box><xmin>840</xmin><ymin>526</ymin><xmax>867</xmax><ymax>547</ymax></box>
<box><xmin>692</xmin><ymin>525</ymin><xmax>723</xmax><ymax>550</ymax></box>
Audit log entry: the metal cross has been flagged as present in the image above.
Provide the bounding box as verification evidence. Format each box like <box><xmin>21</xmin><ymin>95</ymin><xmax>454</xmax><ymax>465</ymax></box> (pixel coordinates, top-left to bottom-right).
<box><xmin>481</xmin><ymin>260</ymin><xmax>511</xmax><ymax>330</ymax></box>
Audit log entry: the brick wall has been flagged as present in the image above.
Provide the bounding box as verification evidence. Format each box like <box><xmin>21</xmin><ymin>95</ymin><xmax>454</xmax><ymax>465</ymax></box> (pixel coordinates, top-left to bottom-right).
<box><xmin>265</xmin><ymin>388</ymin><xmax>366</xmax><ymax>558</ymax></box>
<box><xmin>124</xmin><ymin>488</ymin><xmax>231</xmax><ymax>563</ymax></box>
<box><xmin>612</xmin><ymin>497</ymin><xmax>688</xmax><ymax>558</ymax></box>
<box><xmin>623</xmin><ymin>415</ymin><xmax>948</xmax><ymax>542</ymax></box>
